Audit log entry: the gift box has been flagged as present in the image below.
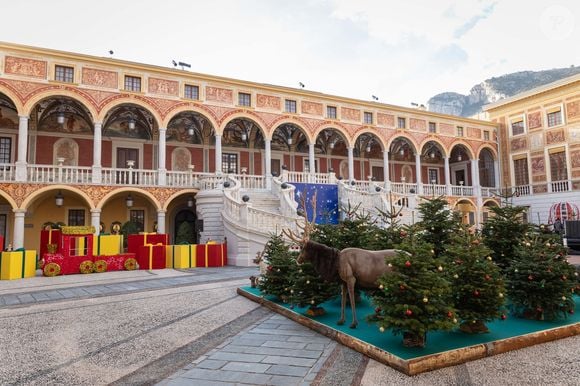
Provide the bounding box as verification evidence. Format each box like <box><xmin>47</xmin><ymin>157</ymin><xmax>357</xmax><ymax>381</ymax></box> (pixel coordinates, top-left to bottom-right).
<box><xmin>93</xmin><ymin>235</ymin><xmax>123</xmax><ymax>256</ymax></box>
<box><xmin>128</xmin><ymin>233</ymin><xmax>168</xmax><ymax>256</ymax></box>
<box><xmin>137</xmin><ymin>243</ymin><xmax>166</xmax><ymax>270</ymax></box>
<box><xmin>194</xmin><ymin>242</ymin><xmax>227</xmax><ymax>267</ymax></box>
<box><xmin>166</xmin><ymin>245</ymin><xmax>196</xmax><ymax>269</ymax></box>
<box><xmin>0</xmin><ymin>235</ymin><xmax>4</xmax><ymax>251</ymax></box>
<box><xmin>1</xmin><ymin>250</ymin><xmax>37</xmax><ymax>280</ymax></box>
<box><xmin>40</xmin><ymin>229</ymin><xmax>62</xmax><ymax>256</ymax></box>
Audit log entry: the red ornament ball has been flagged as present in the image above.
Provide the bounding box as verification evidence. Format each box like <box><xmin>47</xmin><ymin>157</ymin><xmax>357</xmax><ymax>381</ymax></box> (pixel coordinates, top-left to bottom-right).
<box><xmin>404</xmin><ymin>260</ymin><xmax>411</xmax><ymax>267</ymax></box>
<box><xmin>528</xmin><ymin>275</ymin><xmax>534</xmax><ymax>281</ymax></box>
<box><xmin>473</xmin><ymin>290</ymin><xmax>480</xmax><ymax>297</ymax></box>
<box><xmin>484</xmin><ymin>274</ymin><xmax>491</xmax><ymax>281</ymax></box>
<box><xmin>375</xmin><ymin>307</ymin><xmax>381</xmax><ymax>313</ymax></box>
<box><xmin>501</xmin><ymin>314</ymin><xmax>507</xmax><ymax>320</ymax></box>
<box><xmin>405</xmin><ymin>309</ymin><xmax>413</xmax><ymax>316</ymax></box>
<box><xmin>569</xmin><ymin>309</ymin><xmax>575</xmax><ymax>315</ymax></box>
<box><xmin>267</xmin><ymin>265</ymin><xmax>273</xmax><ymax>271</ymax></box>
<box><xmin>400</xmin><ymin>230</ymin><xmax>407</xmax><ymax>237</ymax></box>
<box><xmin>471</xmin><ymin>239</ymin><xmax>481</xmax><ymax>245</ymax></box>
<box><xmin>399</xmin><ymin>284</ymin><xmax>406</xmax><ymax>291</ymax></box>
<box><xmin>447</xmin><ymin>311</ymin><xmax>453</xmax><ymax>318</ymax></box>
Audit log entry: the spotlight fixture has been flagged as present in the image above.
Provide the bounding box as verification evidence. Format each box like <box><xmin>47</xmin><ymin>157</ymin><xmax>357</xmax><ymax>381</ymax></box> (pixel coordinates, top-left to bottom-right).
<box><xmin>187</xmin><ymin>126</ymin><xmax>194</xmax><ymax>136</ymax></box>
<box><xmin>57</xmin><ymin>112</ymin><xmax>65</xmax><ymax>125</ymax></box>
<box><xmin>457</xmin><ymin>154</ymin><xmax>462</xmax><ymax>161</ymax></box>
<box><xmin>126</xmin><ymin>194</ymin><xmax>134</xmax><ymax>208</ymax></box>
<box><xmin>55</xmin><ymin>190</ymin><xmax>64</xmax><ymax>207</ymax></box>
<box><xmin>108</xmin><ymin>50</ymin><xmax>114</xmax><ymax>56</ymax></box>
<box><xmin>372</xmin><ymin>95</ymin><xmax>379</xmax><ymax>101</ymax></box>
<box><xmin>128</xmin><ymin>118</ymin><xmax>136</xmax><ymax>130</ymax></box>
<box><xmin>298</xmin><ymin>82</ymin><xmax>305</xmax><ymax>88</ymax></box>
<box><xmin>287</xmin><ymin>136</ymin><xmax>293</xmax><ymax>145</ymax></box>
<box><xmin>172</xmin><ymin>60</ymin><xmax>177</xmax><ymax>67</ymax></box>
<box><xmin>178</xmin><ymin>61</ymin><xmax>191</xmax><ymax>70</ymax></box>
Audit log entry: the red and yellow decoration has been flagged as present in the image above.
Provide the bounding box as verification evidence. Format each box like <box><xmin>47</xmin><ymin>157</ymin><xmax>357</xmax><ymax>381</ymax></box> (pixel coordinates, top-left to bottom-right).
<box><xmin>79</xmin><ymin>260</ymin><xmax>94</xmax><ymax>274</ymax></box>
<box><xmin>1</xmin><ymin>250</ymin><xmax>37</xmax><ymax>280</ymax></box>
<box><xmin>124</xmin><ymin>257</ymin><xmax>138</xmax><ymax>271</ymax></box>
<box><xmin>93</xmin><ymin>235</ymin><xmax>123</xmax><ymax>256</ymax></box>
<box><xmin>43</xmin><ymin>262</ymin><xmax>61</xmax><ymax>277</ymax></box>
<box><xmin>165</xmin><ymin>242</ymin><xmax>228</xmax><ymax>268</ymax></box>
<box><xmin>94</xmin><ymin>260</ymin><xmax>107</xmax><ymax>273</ymax></box>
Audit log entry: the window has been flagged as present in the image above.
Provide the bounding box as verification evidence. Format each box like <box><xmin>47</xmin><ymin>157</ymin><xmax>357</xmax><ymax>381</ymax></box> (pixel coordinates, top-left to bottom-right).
<box><xmin>397</xmin><ymin>117</ymin><xmax>406</xmax><ymax>129</ymax></box>
<box><xmin>457</xmin><ymin>126</ymin><xmax>464</xmax><ymax>137</ymax></box>
<box><xmin>55</xmin><ymin>65</ymin><xmax>74</xmax><ymax>83</ymax></box>
<box><xmin>285</xmin><ymin>99</ymin><xmax>297</xmax><ymax>113</ymax></box>
<box><xmin>428</xmin><ymin>169</ymin><xmax>439</xmax><ymax>184</ymax></box>
<box><xmin>549</xmin><ymin>150</ymin><xmax>567</xmax><ymax>182</ymax></box>
<box><xmin>513</xmin><ymin>158</ymin><xmax>529</xmax><ymax>186</ymax></box>
<box><xmin>428</xmin><ymin>122</ymin><xmax>437</xmax><ymax>133</ymax></box>
<box><xmin>327</xmin><ymin>106</ymin><xmax>337</xmax><ymax>119</ymax></box>
<box><xmin>238</xmin><ymin>92</ymin><xmax>251</xmax><ymax>107</ymax></box>
<box><xmin>124</xmin><ymin>76</ymin><xmax>141</xmax><ymax>92</ymax></box>
<box><xmin>303</xmin><ymin>158</ymin><xmax>319</xmax><ymax>173</ymax></box>
<box><xmin>130</xmin><ymin>209</ymin><xmax>145</xmax><ymax>232</ymax></box>
<box><xmin>184</xmin><ymin>84</ymin><xmax>199</xmax><ymax>100</ymax></box>
<box><xmin>222</xmin><ymin>153</ymin><xmax>238</xmax><ymax>173</ymax></box>
<box><xmin>68</xmin><ymin>209</ymin><xmax>85</xmax><ymax>226</ymax></box>
<box><xmin>0</xmin><ymin>137</ymin><xmax>11</xmax><ymax>163</ymax></box>
<box><xmin>483</xmin><ymin>130</ymin><xmax>490</xmax><ymax>141</ymax></box>
<box><xmin>511</xmin><ymin>120</ymin><xmax>524</xmax><ymax>136</ymax></box>
<box><xmin>547</xmin><ymin>110</ymin><xmax>562</xmax><ymax>127</ymax></box>
<box><xmin>364</xmin><ymin>112</ymin><xmax>373</xmax><ymax>124</ymax></box>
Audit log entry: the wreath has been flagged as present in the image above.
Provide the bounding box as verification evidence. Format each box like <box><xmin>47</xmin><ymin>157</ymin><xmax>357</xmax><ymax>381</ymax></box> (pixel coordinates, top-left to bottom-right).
<box><xmin>94</xmin><ymin>260</ymin><xmax>107</xmax><ymax>273</ymax></box>
<box><xmin>79</xmin><ymin>260</ymin><xmax>94</xmax><ymax>274</ymax></box>
<box><xmin>43</xmin><ymin>262</ymin><xmax>61</xmax><ymax>277</ymax></box>
<box><xmin>124</xmin><ymin>258</ymin><xmax>138</xmax><ymax>271</ymax></box>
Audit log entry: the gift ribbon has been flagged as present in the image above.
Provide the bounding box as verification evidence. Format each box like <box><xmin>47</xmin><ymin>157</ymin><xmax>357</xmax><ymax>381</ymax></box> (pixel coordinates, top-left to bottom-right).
<box><xmin>21</xmin><ymin>250</ymin><xmax>26</xmax><ymax>278</ymax></box>
<box><xmin>221</xmin><ymin>243</ymin><xmax>225</xmax><ymax>267</ymax></box>
<box><xmin>145</xmin><ymin>243</ymin><xmax>162</xmax><ymax>270</ymax></box>
<box><xmin>189</xmin><ymin>245</ymin><xmax>193</xmax><ymax>268</ymax></box>
<box><xmin>205</xmin><ymin>243</ymin><xmax>209</xmax><ymax>267</ymax></box>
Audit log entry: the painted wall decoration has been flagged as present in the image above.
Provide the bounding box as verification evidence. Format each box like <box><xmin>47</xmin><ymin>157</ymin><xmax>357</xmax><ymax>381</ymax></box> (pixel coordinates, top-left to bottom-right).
<box><xmin>571</xmin><ymin>150</ymin><xmax>580</xmax><ymax>168</ymax></box>
<box><xmin>410</xmin><ymin>118</ymin><xmax>426</xmax><ymax>131</ymax></box>
<box><xmin>510</xmin><ymin>138</ymin><xmax>527</xmax><ymax>151</ymax></box>
<box><xmin>341</xmin><ymin>107</ymin><xmax>360</xmax><ymax>122</ymax></box>
<box><xmin>467</xmin><ymin>127</ymin><xmax>481</xmax><ymax>138</ymax></box>
<box><xmin>301</xmin><ymin>101</ymin><xmax>323</xmax><ymax>116</ymax></box>
<box><xmin>566</xmin><ymin>100</ymin><xmax>580</xmax><ymax>121</ymax></box>
<box><xmin>82</xmin><ymin>68</ymin><xmax>118</xmax><ymax>88</ymax></box>
<box><xmin>205</xmin><ymin>86</ymin><xmax>233</xmax><ymax>103</ymax></box>
<box><xmin>529</xmin><ymin>133</ymin><xmax>543</xmax><ymax>150</ymax></box>
<box><xmin>148</xmin><ymin>78</ymin><xmax>178</xmax><ymax>96</ymax></box>
<box><xmin>377</xmin><ymin>113</ymin><xmax>394</xmax><ymax>127</ymax></box>
<box><xmin>53</xmin><ymin>138</ymin><xmax>79</xmax><ymax>166</ymax></box>
<box><xmin>0</xmin><ymin>107</ymin><xmax>18</xmax><ymax>129</ymax></box>
<box><xmin>38</xmin><ymin>113</ymin><xmax>92</xmax><ymax>134</ymax></box>
<box><xmin>527</xmin><ymin>111</ymin><xmax>542</xmax><ymax>129</ymax></box>
<box><xmin>439</xmin><ymin>123</ymin><xmax>454</xmax><ymax>135</ymax></box>
<box><xmin>256</xmin><ymin>94</ymin><xmax>280</xmax><ymax>110</ymax></box>
<box><xmin>292</xmin><ymin>182</ymin><xmax>339</xmax><ymax>225</ymax></box>
<box><xmin>4</xmin><ymin>56</ymin><xmax>47</xmax><ymax>78</ymax></box>
<box><xmin>104</xmin><ymin>120</ymin><xmax>149</xmax><ymax>139</ymax></box>
<box><xmin>171</xmin><ymin>147</ymin><xmax>191</xmax><ymax>171</ymax></box>
<box><xmin>531</xmin><ymin>156</ymin><xmax>545</xmax><ymax>175</ymax></box>
<box><xmin>546</xmin><ymin>129</ymin><xmax>565</xmax><ymax>144</ymax></box>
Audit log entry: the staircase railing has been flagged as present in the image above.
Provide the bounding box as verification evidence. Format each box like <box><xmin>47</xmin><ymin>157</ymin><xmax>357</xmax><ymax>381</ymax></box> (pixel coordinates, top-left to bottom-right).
<box><xmin>271</xmin><ymin>176</ymin><xmax>298</xmax><ymax>217</ymax></box>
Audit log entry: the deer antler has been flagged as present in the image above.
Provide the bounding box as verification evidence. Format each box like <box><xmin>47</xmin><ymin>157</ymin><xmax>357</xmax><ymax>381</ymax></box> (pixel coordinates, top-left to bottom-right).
<box><xmin>282</xmin><ymin>189</ymin><xmax>317</xmax><ymax>245</ymax></box>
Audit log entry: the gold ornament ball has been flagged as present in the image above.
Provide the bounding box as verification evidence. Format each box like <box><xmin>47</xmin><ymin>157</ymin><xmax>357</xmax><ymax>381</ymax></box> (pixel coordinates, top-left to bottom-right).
<box><xmin>379</xmin><ymin>284</ymin><xmax>384</xmax><ymax>289</ymax></box>
<box><xmin>514</xmin><ymin>268</ymin><xmax>519</xmax><ymax>273</ymax></box>
<box><xmin>437</xmin><ymin>266</ymin><xmax>443</xmax><ymax>271</ymax></box>
<box><xmin>431</xmin><ymin>249</ymin><xmax>435</xmax><ymax>254</ymax></box>
<box><xmin>423</xmin><ymin>297</ymin><xmax>428</xmax><ymax>303</ymax></box>
<box><xmin>499</xmin><ymin>293</ymin><xmax>504</xmax><ymax>298</ymax></box>
<box><xmin>562</xmin><ymin>296</ymin><xmax>567</xmax><ymax>301</ymax></box>
<box><xmin>453</xmin><ymin>274</ymin><xmax>459</xmax><ymax>279</ymax></box>
<box><xmin>310</xmin><ymin>300</ymin><xmax>315</xmax><ymax>304</ymax></box>
<box><xmin>387</xmin><ymin>263</ymin><xmax>392</xmax><ymax>267</ymax></box>
<box><xmin>487</xmin><ymin>256</ymin><xmax>492</xmax><ymax>261</ymax></box>
<box><xmin>379</xmin><ymin>326</ymin><xmax>385</xmax><ymax>333</ymax></box>
<box><xmin>306</xmin><ymin>280</ymin><xmax>310</xmax><ymax>284</ymax></box>
<box><xmin>453</xmin><ymin>318</ymin><xmax>458</xmax><ymax>323</ymax></box>
<box><xmin>525</xmin><ymin>242</ymin><xmax>531</xmax><ymax>247</ymax></box>
<box><xmin>546</xmin><ymin>243</ymin><xmax>551</xmax><ymax>247</ymax></box>
<box><xmin>290</xmin><ymin>289</ymin><xmax>294</xmax><ymax>293</ymax></box>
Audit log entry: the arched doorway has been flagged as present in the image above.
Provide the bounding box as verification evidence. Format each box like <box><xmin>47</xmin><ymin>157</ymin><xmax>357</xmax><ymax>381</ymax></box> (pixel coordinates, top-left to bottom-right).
<box><xmin>174</xmin><ymin>209</ymin><xmax>197</xmax><ymax>244</ymax></box>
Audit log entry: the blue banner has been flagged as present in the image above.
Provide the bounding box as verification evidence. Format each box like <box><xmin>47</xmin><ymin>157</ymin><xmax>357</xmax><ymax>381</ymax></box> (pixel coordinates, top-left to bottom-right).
<box><xmin>292</xmin><ymin>183</ymin><xmax>339</xmax><ymax>225</ymax></box>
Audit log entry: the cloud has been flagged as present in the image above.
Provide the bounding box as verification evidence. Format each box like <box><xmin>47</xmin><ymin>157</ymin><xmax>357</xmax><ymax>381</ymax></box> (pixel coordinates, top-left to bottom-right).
<box><xmin>453</xmin><ymin>2</ymin><xmax>497</xmax><ymax>38</ymax></box>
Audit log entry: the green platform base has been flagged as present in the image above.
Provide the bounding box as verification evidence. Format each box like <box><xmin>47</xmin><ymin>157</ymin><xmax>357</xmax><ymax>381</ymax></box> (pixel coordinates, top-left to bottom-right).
<box><xmin>238</xmin><ymin>287</ymin><xmax>580</xmax><ymax>375</ymax></box>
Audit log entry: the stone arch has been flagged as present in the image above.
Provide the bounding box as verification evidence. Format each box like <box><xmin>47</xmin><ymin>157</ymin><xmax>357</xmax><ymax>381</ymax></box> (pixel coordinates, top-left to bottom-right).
<box><xmin>312</xmin><ymin>123</ymin><xmax>351</xmax><ymax>146</ymax></box>
<box><xmin>419</xmin><ymin>137</ymin><xmax>449</xmax><ymax>158</ymax></box>
<box><xmin>53</xmin><ymin>138</ymin><xmax>79</xmax><ymax>166</ymax></box>
<box><xmin>23</xmin><ymin>89</ymin><xmax>98</xmax><ymax>121</ymax></box>
<box><xmin>21</xmin><ymin>185</ymin><xmax>94</xmax><ymax>210</ymax></box>
<box><xmin>268</xmin><ymin>116</ymin><xmax>311</xmax><ymax>143</ymax></box>
<box><xmin>387</xmin><ymin>134</ymin><xmax>419</xmax><ymax>154</ymax></box>
<box><xmin>352</xmin><ymin>129</ymin><xmax>387</xmax><ymax>150</ymax></box>
<box><xmin>96</xmin><ymin>187</ymin><xmax>161</xmax><ymax>210</ymax></box>
<box><xmin>0</xmin><ymin>190</ymin><xmax>18</xmax><ymax>210</ymax></box>
<box><xmin>162</xmin><ymin>189</ymin><xmax>198</xmax><ymax>211</ymax></box>
<box><xmin>171</xmin><ymin>147</ymin><xmax>192</xmax><ymax>171</ymax></box>
<box><xmin>97</xmin><ymin>97</ymin><xmax>161</xmax><ymax>128</ymax></box>
<box><xmin>449</xmin><ymin>140</ymin><xmax>475</xmax><ymax>160</ymax></box>
<box><xmin>0</xmin><ymin>83</ymin><xmax>25</xmax><ymax>114</ymax></box>
<box><xmin>218</xmin><ymin>111</ymin><xmax>268</xmax><ymax>137</ymax></box>
<box><xmin>476</xmin><ymin>144</ymin><xmax>498</xmax><ymax>160</ymax></box>
<box><xmin>162</xmin><ymin>104</ymin><xmax>219</xmax><ymax>131</ymax></box>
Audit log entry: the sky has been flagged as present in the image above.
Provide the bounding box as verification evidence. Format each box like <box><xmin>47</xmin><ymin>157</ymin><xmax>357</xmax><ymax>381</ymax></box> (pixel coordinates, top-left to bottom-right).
<box><xmin>1</xmin><ymin>0</ymin><xmax>578</xmax><ymax>107</ymax></box>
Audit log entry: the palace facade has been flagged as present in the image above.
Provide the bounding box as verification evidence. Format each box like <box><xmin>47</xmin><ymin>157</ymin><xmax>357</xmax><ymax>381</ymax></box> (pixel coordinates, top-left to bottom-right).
<box><xmin>0</xmin><ymin>42</ymin><xmax>498</xmax><ymax>264</ymax></box>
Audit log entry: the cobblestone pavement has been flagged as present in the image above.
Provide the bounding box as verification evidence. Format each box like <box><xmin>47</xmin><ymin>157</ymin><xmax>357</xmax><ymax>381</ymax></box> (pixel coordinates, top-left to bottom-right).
<box><xmin>1</xmin><ymin>266</ymin><xmax>579</xmax><ymax>385</ymax></box>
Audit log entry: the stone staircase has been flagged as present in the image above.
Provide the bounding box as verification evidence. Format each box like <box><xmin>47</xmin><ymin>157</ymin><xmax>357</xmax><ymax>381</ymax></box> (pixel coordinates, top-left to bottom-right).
<box><xmin>241</xmin><ymin>190</ymin><xmax>281</xmax><ymax>214</ymax></box>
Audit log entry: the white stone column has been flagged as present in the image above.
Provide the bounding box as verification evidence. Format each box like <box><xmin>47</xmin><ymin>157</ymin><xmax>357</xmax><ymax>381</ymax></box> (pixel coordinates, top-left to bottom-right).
<box><xmin>91</xmin><ymin>209</ymin><xmax>101</xmax><ymax>236</ymax></box>
<box><xmin>493</xmin><ymin>160</ymin><xmax>500</xmax><ymax>188</ymax></box>
<box><xmin>415</xmin><ymin>152</ymin><xmax>423</xmax><ymax>194</ymax></box>
<box><xmin>92</xmin><ymin>122</ymin><xmax>102</xmax><ymax>183</ymax></box>
<box><xmin>13</xmin><ymin>209</ymin><xmax>26</xmax><ymax>249</ymax></box>
<box><xmin>265</xmin><ymin>138</ymin><xmax>272</xmax><ymax>189</ymax></box>
<box><xmin>215</xmin><ymin>134</ymin><xmax>222</xmax><ymax>173</ymax></box>
<box><xmin>444</xmin><ymin>156</ymin><xmax>451</xmax><ymax>196</ymax></box>
<box><xmin>308</xmin><ymin>143</ymin><xmax>316</xmax><ymax>174</ymax></box>
<box><xmin>15</xmin><ymin>116</ymin><xmax>29</xmax><ymax>182</ymax></box>
<box><xmin>158</xmin><ymin>127</ymin><xmax>167</xmax><ymax>185</ymax></box>
<box><xmin>347</xmin><ymin>146</ymin><xmax>354</xmax><ymax>181</ymax></box>
<box><xmin>157</xmin><ymin>210</ymin><xmax>166</xmax><ymax>234</ymax></box>
<box><xmin>382</xmin><ymin>150</ymin><xmax>390</xmax><ymax>189</ymax></box>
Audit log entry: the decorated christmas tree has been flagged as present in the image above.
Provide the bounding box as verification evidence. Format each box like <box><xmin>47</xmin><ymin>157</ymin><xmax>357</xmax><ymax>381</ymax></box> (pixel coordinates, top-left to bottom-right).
<box><xmin>445</xmin><ymin>226</ymin><xmax>506</xmax><ymax>333</ymax></box>
<box><xmin>481</xmin><ymin>190</ymin><xmax>531</xmax><ymax>270</ymax></box>
<box><xmin>415</xmin><ymin>196</ymin><xmax>461</xmax><ymax>258</ymax></box>
<box><xmin>289</xmin><ymin>261</ymin><xmax>339</xmax><ymax>316</ymax></box>
<box><xmin>257</xmin><ymin>233</ymin><xmax>296</xmax><ymax>302</ymax></box>
<box><xmin>372</xmin><ymin>231</ymin><xmax>456</xmax><ymax>347</ymax></box>
<box><xmin>506</xmin><ymin>225</ymin><xmax>576</xmax><ymax>320</ymax></box>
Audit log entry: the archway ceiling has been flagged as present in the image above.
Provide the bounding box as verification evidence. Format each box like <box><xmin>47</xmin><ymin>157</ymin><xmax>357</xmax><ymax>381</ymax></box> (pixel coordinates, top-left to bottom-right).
<box><xmin>167</xmin><ymin>111</ymin><xmax>212</xmax><ymax>144</ymax></box>
<box><xmin>272</xmin><ymin>123</ymin><xmax>308</xmax><ymax>152</ymax></box>
<box><xmin>102</xmin><ymin>104</ymin><xmax>156</xmax><ymax>140</ymax></box>
<box><xmin>223</xmin><ymin>118</ymin><xmax>265</xmax><ymax>149</ymax></box>
<box><xmin>35</xmin><ymin>97</ymin><xmax>94</xmax><ymax>133</ymax></box>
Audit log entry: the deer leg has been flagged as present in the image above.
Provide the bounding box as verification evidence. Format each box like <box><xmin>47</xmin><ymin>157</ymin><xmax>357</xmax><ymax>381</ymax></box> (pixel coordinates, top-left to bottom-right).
<box><xmin>337</xmin><ymin>283</ymin><xmax>346</xmax><ymax>325</ymax></box>
<box><xmin>347</xmin><ymin>278</ymin><xmax>358</xmax><ymax>329</ymax></box>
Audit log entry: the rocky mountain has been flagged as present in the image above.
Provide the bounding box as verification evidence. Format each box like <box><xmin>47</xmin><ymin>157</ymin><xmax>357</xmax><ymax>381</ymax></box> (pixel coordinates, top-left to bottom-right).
<box><xmin>428</xmin><ymin>66</ymin><xmax>580</xmax><ymax>117</ymax></box>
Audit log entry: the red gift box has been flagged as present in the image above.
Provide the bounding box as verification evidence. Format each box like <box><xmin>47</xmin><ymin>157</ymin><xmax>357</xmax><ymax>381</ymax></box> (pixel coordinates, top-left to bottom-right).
<box><xmin>40</xmin><ymin>229</ymin><xmax>62</xmax><ymax>256</ymax></box>
<box><xmin>95</xmin><ymin>253</ymin><xmax>137</xmax><ymax>271</ymax></box>
<box><xmin>194</xmin><ymin>243</ymin><xmax>227</xmax><ymax>267</ymax></box>
<box><xmin>137</xmin><ymin>244</ymin><xmax>166</xmax><ymax>270</ymax></box>
<box><xmin>42</xmin><ymin>253</ymin><xmax>90</xmax><ymax>275</ymax></box>
<box><xmin>0</xmin><ymin>235</ymin><xmax>4</xmax><ymax>251</ymax></box>
<box><xmin>127</xmin><ymin>234</ymin><xmax>168</xmax><ymax>256</ymax></box>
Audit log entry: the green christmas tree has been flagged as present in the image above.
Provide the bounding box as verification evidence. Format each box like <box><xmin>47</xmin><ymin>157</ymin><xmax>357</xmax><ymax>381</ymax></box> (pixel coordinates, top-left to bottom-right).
<box><xmin>415</xmin><ymin>196</ymin><xmax>461</xmax><ymax>258</ymax></box>
<box><xmin>175</xmin><ymin>221</ymin><xmax>194</xmax><ymax>244</ymax></box>
<box><xmin>506</xmin><ymin>225</ymin><xmax>576</xmax><ymax>320</ymax></box>
<box><xmin>289</xmin><ymin>261</ymin><xmax>339</xmax><ymax>316</ymax></box>
<box><xmin>257</xmin><ymin>233</ymin><xmax>296</xmax><ymax>302</ymax></box>
<box><xmin>481</xmin><ymin>191</ymin><xmax>531</xmax><ymax>270</ymax></box>
<box><xmin>372</xmin><ymin>231</ymin><xmax>456</xmax><ymax>347</ymax></box>
<box><xmin>445</xmin><ymin>226</ymin><xmax>506</xmax><ymax>333</ymax></box>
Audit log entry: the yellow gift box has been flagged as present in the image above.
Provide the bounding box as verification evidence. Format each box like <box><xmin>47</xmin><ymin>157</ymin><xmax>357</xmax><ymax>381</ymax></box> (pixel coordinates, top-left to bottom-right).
<box><xmin>166</xmin><ymin>245</ymin><xmax>196</xmax><ymax>269</ymax></box>
<box><xmin>0</xmin><ymin>250</ymin><xmax>37</xmax><ymax>280</ymax></box>
<box><xmin>93</xmin><ymin>235</ymin><xmax>123</xmax><ymax>256</ymax></box>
